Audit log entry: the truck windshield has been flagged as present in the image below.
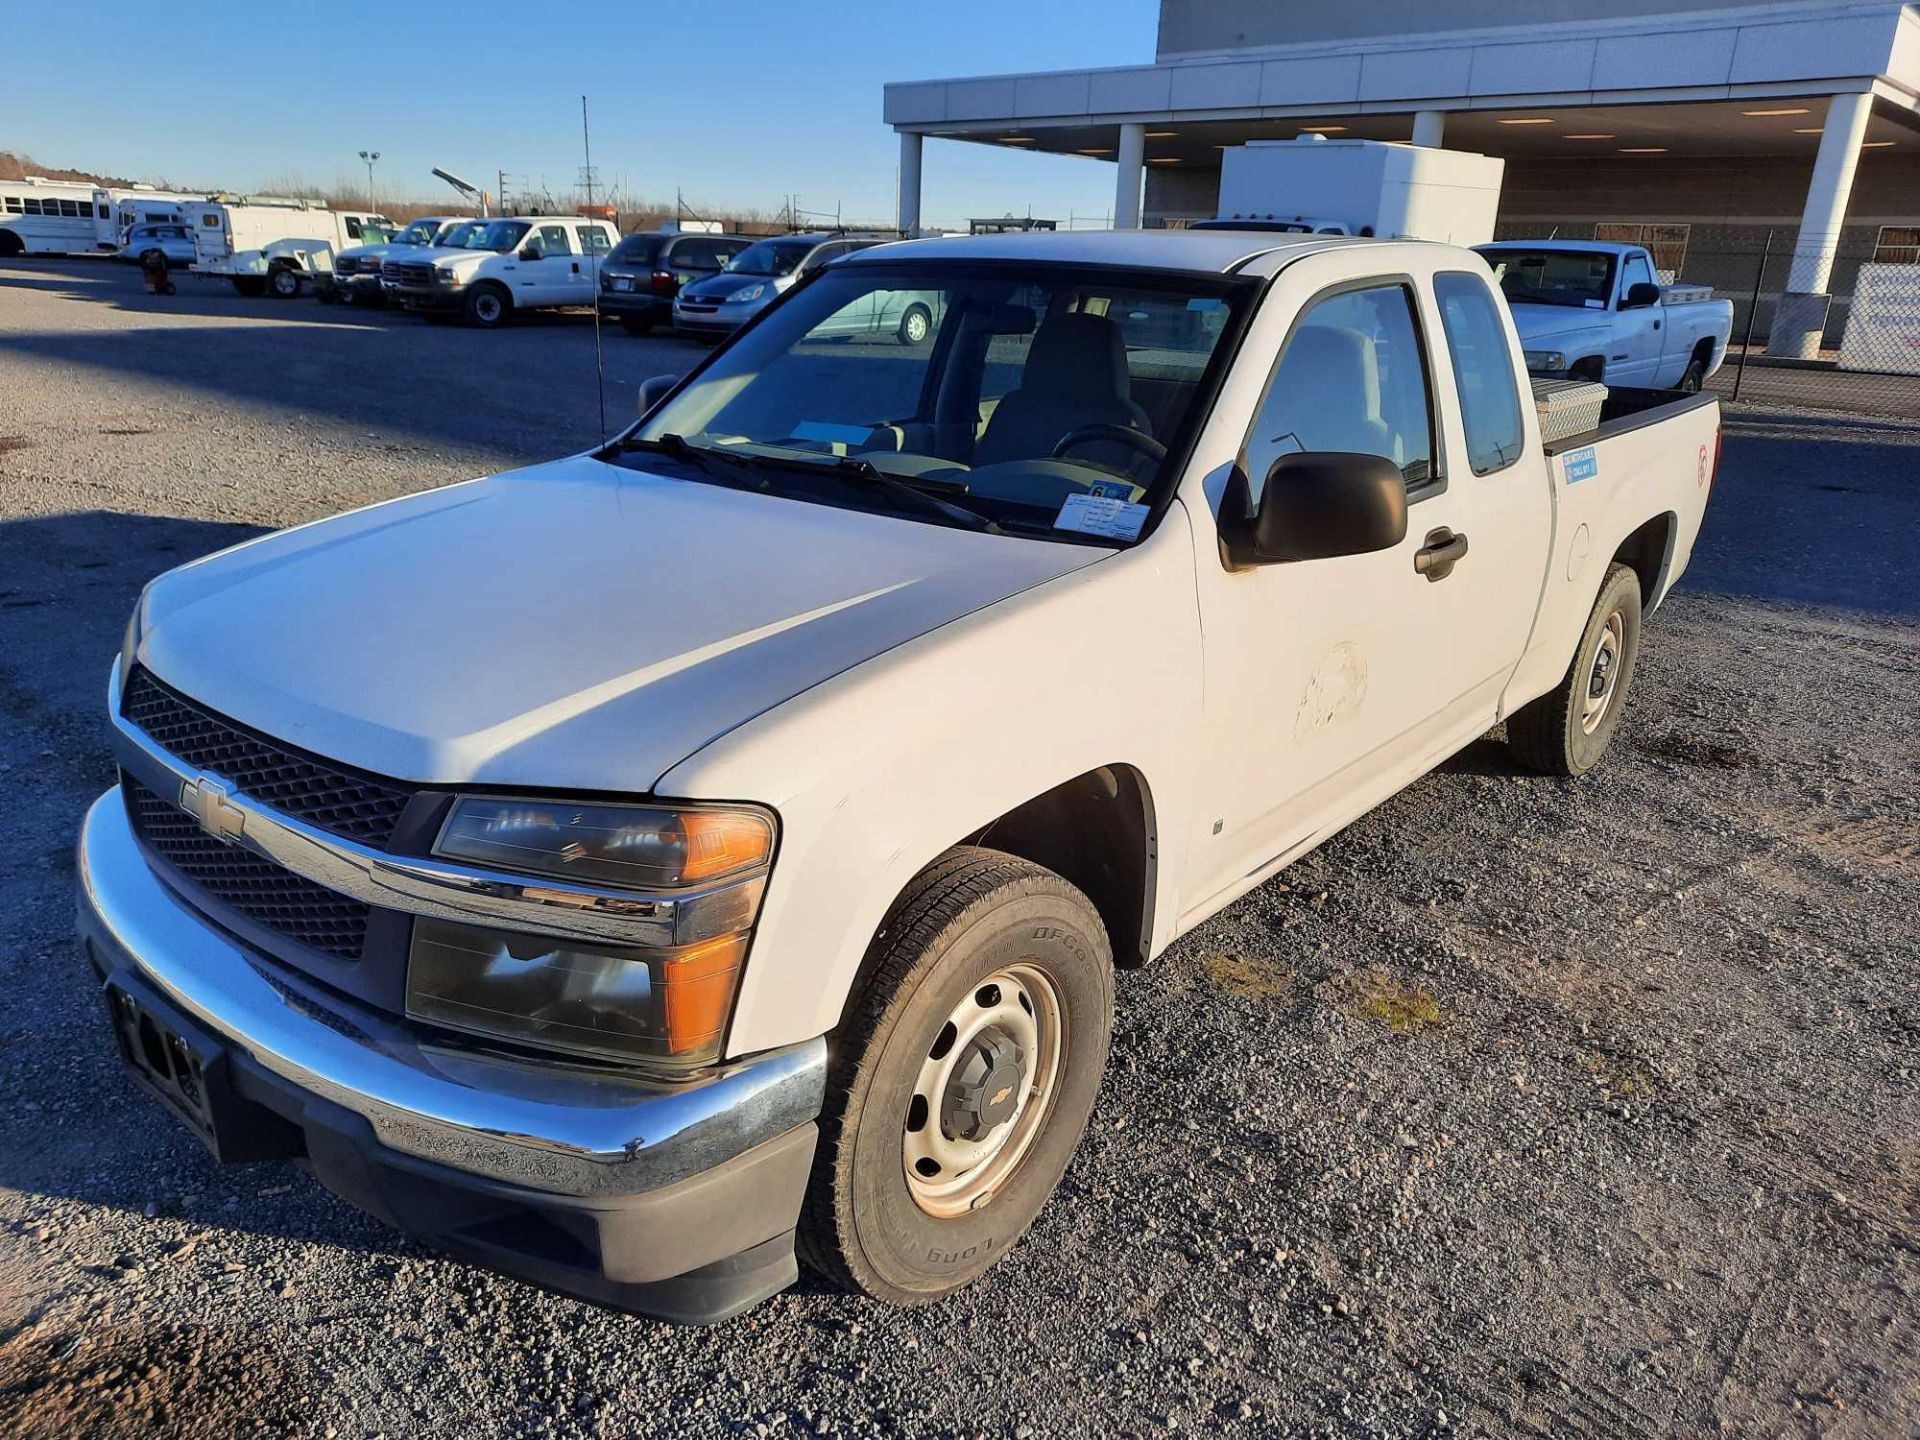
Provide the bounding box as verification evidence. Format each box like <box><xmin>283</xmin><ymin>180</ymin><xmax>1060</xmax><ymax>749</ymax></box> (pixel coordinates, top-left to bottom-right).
<box><xmin>728</xmin><ymin>239</ymin><xmax>815</xmax><ymax>277</ymax></box>
<box><xmin>616</xmin><ymin>261</ymin><xmax>1255</xmax><ymax>544</ymax></box>
<box><xmin>1480</xmin><ymin>249</ymin><xmax>1616</xmax><ymax>308</ymax></box>
<box><xmin>393</xmin><ymin>220</ymin><xmax>440</xmax><ymax>245</ymax></box>
<box><xmin>472</xmin><ymin>220</ymin><xmax>531</xmax><ymax>253</ymax></box>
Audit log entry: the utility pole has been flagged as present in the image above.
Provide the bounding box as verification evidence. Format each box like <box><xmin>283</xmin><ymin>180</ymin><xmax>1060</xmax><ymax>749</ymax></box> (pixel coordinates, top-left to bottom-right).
<box><xmin>358</xmin><ymin>150</ymin><xmax>381</xmax><ymax>209</ymax></box>
<box><xmin>497</xmin><ymin>169</ymin><xmax>509</xmax><ymax>216</ymax></box>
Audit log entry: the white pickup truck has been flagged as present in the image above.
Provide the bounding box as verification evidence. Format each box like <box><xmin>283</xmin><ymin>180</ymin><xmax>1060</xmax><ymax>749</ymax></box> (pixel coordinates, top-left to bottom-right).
<box><xmin>382</xmin><ymin>215</ymin><xmax>618</xmax><ymax>327</ymax></box>
<box><xmin>80</xmin><ymin>230</ymin><xmax>1720</xmax><ymax>1324</ymax></box>
<box><xmin>1476</xmin><ymin>240</ymin><xmax>1733</xmax><ymax>392</ymax></box>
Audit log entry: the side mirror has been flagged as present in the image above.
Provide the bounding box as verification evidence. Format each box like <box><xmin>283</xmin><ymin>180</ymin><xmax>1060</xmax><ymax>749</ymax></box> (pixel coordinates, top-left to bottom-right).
<box><xmin>1219</xmin><ymin>452</ymin><xmax>1408</xmax><ymax>568</ymax></box>
<box><xmin>637</xmin><ymin>373</ymin><xmax>680</xmax><ymax>415</ymax></box>
<box><xmin>519</xmin><ymin>246</ymin><xmax>541</xmax><ymax>262</ymax></box>
<box><xmin>1623</xmin><ymin>281</ymin><xmax>1662</xmax><ymax>309</ymax></box>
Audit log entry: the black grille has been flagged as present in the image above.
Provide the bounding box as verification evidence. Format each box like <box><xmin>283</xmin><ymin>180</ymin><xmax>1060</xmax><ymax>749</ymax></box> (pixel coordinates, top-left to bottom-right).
<box><xmin>126</xmin><ymin>779</ymin><xmax>371</xmax><ymax>961</ymax></box>
<box><xmin>121</xmin><ymin>667</ymin><xmax>413</xmax><ymax>845</ymax></box>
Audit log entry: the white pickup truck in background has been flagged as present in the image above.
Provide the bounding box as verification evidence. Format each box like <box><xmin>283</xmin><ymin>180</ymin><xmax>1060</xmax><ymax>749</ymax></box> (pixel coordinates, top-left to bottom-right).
<box><xmin>382</xmin><ymin>215</ymin><xmax>618</xmax><ymax>327</ymax></box>
<box><xmin>1476</xmin><ymin>240</ymin><xmax>1734</xmax><ymax>391</ymax></box>
<box><xmin>81</xmin><ymin>229</ymin><xmax>1720</xmax><ymax>1324</ymax></box>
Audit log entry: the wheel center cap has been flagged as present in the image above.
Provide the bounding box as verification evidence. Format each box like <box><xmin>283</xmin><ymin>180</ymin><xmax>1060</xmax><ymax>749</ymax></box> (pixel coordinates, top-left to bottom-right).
<box><xmin>942</xmin><ymin>1028</ymin><xmax>1025</xmax><ymax>1142</ymax></box>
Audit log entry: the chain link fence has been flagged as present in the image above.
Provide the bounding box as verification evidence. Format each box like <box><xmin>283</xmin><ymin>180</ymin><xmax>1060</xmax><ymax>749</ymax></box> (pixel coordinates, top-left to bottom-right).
<box><xmin>1492</xmin><ymin>221</ymin><xmax>1920</xmax><ymax>422</ymax></box>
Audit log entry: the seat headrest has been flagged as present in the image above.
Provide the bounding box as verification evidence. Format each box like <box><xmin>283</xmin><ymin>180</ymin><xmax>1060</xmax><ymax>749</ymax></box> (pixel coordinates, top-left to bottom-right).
<box><xmin>1021</xmin><ymin>312</ymin><xmax>1131</xmax><ymax>399</ymax></box>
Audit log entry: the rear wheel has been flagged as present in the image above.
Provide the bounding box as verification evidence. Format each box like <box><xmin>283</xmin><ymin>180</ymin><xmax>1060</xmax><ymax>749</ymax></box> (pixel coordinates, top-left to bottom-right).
<box><xmin>897</xmin><ymin>303</ymin><xmax>932</xmax><ymax>346</ymax></box>
<box><xmin>1507</xmin><ymin>562</ymin><xmax>1643</xmax><ymax>776</ymax></box>
<box><xmin>797</xmin><ymin>847</ymin><xmax>1114</xmax><ymax>1305</ymax></box>
<box><xmin>268</xmin><ymin>265</ymin><xmax>302</xmax><ymax>299</ymax></box>
<box><xmin>1678</xmin><ymin>354</ymin><xmax>1707</xmax><ymax>393</ymax></box>
<box><xmin>463</xmin><ymin>283</ymin><xmax>510</xmax><ymax>328</ymax></box>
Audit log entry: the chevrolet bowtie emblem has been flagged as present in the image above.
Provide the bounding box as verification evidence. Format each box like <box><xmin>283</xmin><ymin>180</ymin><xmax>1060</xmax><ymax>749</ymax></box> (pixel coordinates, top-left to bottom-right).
<box><xmin>180</xmin><ymin>776</ymin><xmax>246</xmax><ymax>844</ymax></box>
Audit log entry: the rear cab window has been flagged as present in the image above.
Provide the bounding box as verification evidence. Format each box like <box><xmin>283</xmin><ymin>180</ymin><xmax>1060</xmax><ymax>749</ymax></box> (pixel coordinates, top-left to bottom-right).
<box><xmin>1432</xmin><ymin>271</ymin><xmax>1526</xmax><ymax>475</ymax></box>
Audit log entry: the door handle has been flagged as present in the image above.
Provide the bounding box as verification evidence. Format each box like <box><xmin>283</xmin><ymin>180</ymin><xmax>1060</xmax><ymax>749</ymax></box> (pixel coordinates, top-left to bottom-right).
<box><xmin>1414</xmin><ymin>527</ymin><xmax>1469</xmax><ymax>582</ymax></box>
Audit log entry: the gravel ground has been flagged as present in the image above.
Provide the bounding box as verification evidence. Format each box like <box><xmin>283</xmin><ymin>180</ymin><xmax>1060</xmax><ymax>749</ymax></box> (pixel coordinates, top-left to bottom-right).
<box><xmin>2</xmin><ymin>256</ymin><xmax>1915</xmax><ymax>1439</ymax></box>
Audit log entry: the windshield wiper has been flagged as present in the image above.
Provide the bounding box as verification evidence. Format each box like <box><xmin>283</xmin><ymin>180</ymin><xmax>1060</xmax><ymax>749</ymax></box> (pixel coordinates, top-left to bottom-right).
<box><xmin>753</xmin><ymin>452</ymin><xmax>1003</xmax><ymax>534</ymax></box>
<box><xmin>616</xmin><ymin>433</ymin><xmax>771</xmax><ymax>492</ymax></box>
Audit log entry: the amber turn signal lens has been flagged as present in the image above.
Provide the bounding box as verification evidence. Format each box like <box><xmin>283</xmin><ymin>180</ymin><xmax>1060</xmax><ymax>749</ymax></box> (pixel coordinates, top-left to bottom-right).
<box><xmin>677</xmin><ymin>810</ymin><xmax>774</xmax><ymax>884</ymax></box>
<box><xmin>659</xmin><ymin>931</ymin><xmax>750</xmax><ymax>1054</ymax></box>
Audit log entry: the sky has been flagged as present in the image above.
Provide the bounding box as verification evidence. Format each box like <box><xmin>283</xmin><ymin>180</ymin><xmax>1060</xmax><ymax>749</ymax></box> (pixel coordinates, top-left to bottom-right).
<box><xmin>5</xmin><ymin>1</ymin><xmax>1158</xmax><ymax>230</ymax></box>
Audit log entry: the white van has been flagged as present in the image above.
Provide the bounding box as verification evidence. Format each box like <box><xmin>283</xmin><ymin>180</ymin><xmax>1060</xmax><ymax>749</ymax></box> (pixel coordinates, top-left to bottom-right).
<box><xmin>189</xmin><ymin>196</ymin><xmax>394</xmax><ymax>297</ymax></box>
<box><xmin>0</xmin><ymin>178</ymin><xmax>104</xmax><ymax>257</ymax></box>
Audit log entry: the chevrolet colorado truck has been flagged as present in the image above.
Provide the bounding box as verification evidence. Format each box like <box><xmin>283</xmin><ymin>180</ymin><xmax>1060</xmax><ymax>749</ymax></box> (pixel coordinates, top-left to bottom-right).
<box><xmin>79</xmin><ymin>230</ymin><xmax>1720</xmax><ymax>1324</ymax></box>
<box><xmin>1476</xmin><ymin>239</ymin><xmax>1733</xmax><ymax>391</ymax></box>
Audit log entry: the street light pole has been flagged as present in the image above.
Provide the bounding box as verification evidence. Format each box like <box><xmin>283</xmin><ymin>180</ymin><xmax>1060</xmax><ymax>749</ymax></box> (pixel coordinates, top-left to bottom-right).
<box><xmin>358</xmin><ymin>150</ymin><xmax>381</xmax><ymax>210</ymax></box>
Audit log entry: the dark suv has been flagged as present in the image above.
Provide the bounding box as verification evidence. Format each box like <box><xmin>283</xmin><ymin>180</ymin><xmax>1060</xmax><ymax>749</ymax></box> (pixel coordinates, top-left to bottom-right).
<box><xmin>599</xmin><ymin>230</ymin><xmax>752</xmax><ymax>334</ymax></box>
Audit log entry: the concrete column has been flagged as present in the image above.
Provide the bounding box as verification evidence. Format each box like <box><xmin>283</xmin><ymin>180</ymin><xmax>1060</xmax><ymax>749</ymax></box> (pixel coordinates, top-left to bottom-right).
<box><xmin>1769</xmin><ymin>90</ymin><xmax>1873</xmax><ymax>359</ymax></box>
<box><xmin>1411</xmin><ymin>110</ymin><xmax>1446</xmax><ymax>148</ymax></box>
<box><xmin>896</xmin><ymin>131</ymin><xmax>923</xmax><ymax>237</ymax></box>
<box><xmin>1115</xmin><ymin>122</ymin><xmax>1146</xmax><ymax>229</ymax></box>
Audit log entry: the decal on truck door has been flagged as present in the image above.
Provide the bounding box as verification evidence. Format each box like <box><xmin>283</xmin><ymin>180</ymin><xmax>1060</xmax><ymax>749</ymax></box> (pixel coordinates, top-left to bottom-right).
<box><xmin>1562</xmin><ymin>447</ymin><xmax>1599</xmax><ymax>485</ymax></box>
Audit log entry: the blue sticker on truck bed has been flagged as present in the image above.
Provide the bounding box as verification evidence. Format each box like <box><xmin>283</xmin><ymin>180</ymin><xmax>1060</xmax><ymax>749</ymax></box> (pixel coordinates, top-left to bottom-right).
<box><xmin>1562</xmin><ymin>447</ymin><xmax>1599</xmax><ymax>485</ymax></box>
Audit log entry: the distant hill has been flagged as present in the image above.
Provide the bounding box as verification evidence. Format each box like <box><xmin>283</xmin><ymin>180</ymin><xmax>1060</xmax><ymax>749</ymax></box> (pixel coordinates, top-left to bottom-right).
<box><xmin>0</xmin><ymin>151</ymin><xmax>147</xmax><ymax>187</ymax></box>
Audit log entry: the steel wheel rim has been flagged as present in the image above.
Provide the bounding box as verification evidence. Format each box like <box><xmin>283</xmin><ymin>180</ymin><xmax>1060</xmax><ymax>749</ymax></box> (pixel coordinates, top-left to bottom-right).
<box><xmin>1582</xmin><ymin>611</ymin><xmax>1625</xmax><ymax>734</ymax></box>
<box><xmin>272</xmin><ymin>271</ymin><xmax>296</xmax><ymax>296</ymax></box>
<box><xmin>903</xmin><ymin>963</ymin><xmax>1064</xmax><ymax>1218</ymax></box>
<box><xmin>475</xmin><ymin>294</ymin><xmax>501</xmax><ymax>323</ymax></box>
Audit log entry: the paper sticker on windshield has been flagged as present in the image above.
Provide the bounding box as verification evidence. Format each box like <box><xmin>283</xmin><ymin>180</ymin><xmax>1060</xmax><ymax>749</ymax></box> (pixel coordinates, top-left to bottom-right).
<box><xmin>1057</xmin><ymin>493</ymin><xmax>1149</xmax><ymax>540</ymax></box>
<box><xmin>791</xmin><ymin>420</ymin><xmax>872</xmax><ymax>446</ymax></box>
<box><xmin>1562</xmin><ymin>447</ymin><xmax>1599</xmax><ymax>485</ymax></box>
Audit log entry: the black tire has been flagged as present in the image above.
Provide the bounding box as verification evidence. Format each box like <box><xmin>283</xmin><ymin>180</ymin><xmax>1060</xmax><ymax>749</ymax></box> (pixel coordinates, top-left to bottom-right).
<box><xmin>1678</xmin><ymin>353</ymin><xmax>1707</xmax><ymax>394</ymax></box>
<box><xmin>797</xmin><ymin>846</ymin><xmax>1114</xmax><ymax>1306</ymax></box>
<box><xmin>897</xmin><ymin>303</ymin><xmax>932</xmax><ymax>346</ymax></box>
<box><xmin>268</xmin><ymin>265</ymin><xmax>302</xmax><ymax>300</ymax></box>
<box><xmin>231</xmin><ymin>277</ymin><xmax>267</xmax><ymax>298</ymax></box>
<box><xmin>463</xmin><ymin>283</ymin><xmax>510</xmax><ymax>328</ymax></box>
<box><xmin>0</xmin><ymin>230</ymin><xmax>23</xmax><ymax>258</ymax></box>
<box><xmin>1570</xmin><ymin>357</ymin><xmax>1606</xmax><ymax>383</ymax></box>
<box><xmin>619</xmin><ymin>315</ymin><xmax>654</xmax><ymax>335</ymax></box>
<box><xmin>139</xmin><ymin>250</ymin><xmax>167</xmax><ymax>272</ymax></box>
<box><xmin>1507</xmin><ymin>562</ymin><xmax>1643</xmax><ymax>776</ymax></box>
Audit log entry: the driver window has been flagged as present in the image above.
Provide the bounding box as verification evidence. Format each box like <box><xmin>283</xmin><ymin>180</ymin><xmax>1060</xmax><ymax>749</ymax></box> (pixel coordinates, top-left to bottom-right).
<box><xmin>1621</xmin><ymin>252</ymin><xmax>1654</xmax><ymax>297</ymax></box>
<box><xmin>1241</xmin><ymin>283</ymin><xmax>1436</xmax><ymax>505</ymax></box>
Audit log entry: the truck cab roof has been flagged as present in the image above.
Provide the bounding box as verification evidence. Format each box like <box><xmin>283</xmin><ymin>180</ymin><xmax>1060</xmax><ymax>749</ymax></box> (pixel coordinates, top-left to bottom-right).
<box><xmin>845</xmin><ymin>228</ymin><xmax>1380</xmax><ymax>277</ymax></box>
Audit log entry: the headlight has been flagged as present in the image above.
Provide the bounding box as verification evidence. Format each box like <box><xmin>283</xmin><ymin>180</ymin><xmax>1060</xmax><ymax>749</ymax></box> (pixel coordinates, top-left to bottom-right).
<box><xmin>409</xmin><ymin>797</ymin><xmax>776</xmax><ymax>1069</ymax></box>
<box><xmin>435</xmin><ymin>266</ymin><xmax>464</xmax><ymax>285</ymax></box>
<box><xmin>1523</xmin><ymin>349</ymin><xmax>1568</xmax><ymax>373</ymax></box>
<box><xmin>433</xmin><ymin>797</ymin><xmax>771</xmax><ymax>889</ymax></box>
<box><xmin>726</xmin><ymin>283</ymin><xmax>767</xmax><ymax>305</ymax></box>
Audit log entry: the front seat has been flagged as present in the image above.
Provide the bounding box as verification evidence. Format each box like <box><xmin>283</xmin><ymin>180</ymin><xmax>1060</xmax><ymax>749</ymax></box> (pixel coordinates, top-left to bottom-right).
<box><xmin>1268</xmin><ymin>324</ymin><xmax>1393</xmax><ymax>461</ymax></box>
<box><xmin>973</xmin><ymin>312</ymin><xmax>1151</xmax><ymax>469</ymax></box>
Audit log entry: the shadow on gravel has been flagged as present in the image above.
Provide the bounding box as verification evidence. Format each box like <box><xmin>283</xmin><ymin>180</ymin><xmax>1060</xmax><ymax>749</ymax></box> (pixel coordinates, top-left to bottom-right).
<box><xmin>1689</xmin><ymin>417</ymin><xmax>1919</xmax><ymax>616</ymax></box>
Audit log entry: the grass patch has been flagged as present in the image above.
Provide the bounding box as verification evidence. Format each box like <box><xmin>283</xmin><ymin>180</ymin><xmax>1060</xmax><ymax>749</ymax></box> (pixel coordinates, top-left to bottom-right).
<box><xmin>1340</xmin><ymin>968</ymin><xmax>1445</xmax><ymax>1035</ymax></box>
<box><xmin>1199</xmin><ymin>951</ymin><xmax>1295</xmax><ymax>1001</ymax></box>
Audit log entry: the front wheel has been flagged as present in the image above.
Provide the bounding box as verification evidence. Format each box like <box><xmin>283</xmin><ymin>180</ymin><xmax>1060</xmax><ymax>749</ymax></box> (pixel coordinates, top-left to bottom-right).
<box><xmin>797</xmin><ymin>847</ymin><xmax>1113</xmax><ymax>1306</ymax></box>
<box><xmin>463</xmin><ymin>284</ymin><xmax>510</xmax><ymax>328</ymax></box>
<box><xmin>1507</xmin><ymin>562</ymin><xmax>1643</xmax><ymax>776</ymax></box>
<box><xmin>231</xmin><ymin>276</ymin><xmax>267</xmax><ymax>298</ymax></box>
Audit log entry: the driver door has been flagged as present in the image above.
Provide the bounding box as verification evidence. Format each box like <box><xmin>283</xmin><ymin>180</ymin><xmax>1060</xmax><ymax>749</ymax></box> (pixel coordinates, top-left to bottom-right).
<box><xmin>1611</xmin><ymin>250</ymin><xmax>1663</xmax><ymax>386</ymax></box>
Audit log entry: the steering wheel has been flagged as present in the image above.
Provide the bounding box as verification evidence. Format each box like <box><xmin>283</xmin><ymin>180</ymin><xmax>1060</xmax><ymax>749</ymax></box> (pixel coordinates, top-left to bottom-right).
<box><xmin>1049</xmin><ymin>423</ymin><xmax>1168</xmax><ymax>467</ymax></box>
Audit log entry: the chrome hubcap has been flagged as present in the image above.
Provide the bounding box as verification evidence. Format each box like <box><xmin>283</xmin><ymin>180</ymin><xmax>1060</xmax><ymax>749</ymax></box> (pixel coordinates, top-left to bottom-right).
<box><xmin>903</xmin><ymin>964</ymin><xmax>1063</xmax><ymax>1218</ymax></box>
<box><xmin>1582</xmin><ymin>612</ymin><xmax>1625</xmax><ymax>734</ymax></box>
<box><xmin>905</xmin><ymin>311</ymin><xmax>928</xmax><ymax>343</ymax></box>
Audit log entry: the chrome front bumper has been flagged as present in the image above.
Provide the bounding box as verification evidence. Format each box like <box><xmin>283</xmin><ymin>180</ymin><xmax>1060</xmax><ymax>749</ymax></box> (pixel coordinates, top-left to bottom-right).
<box><xmin>76</xmin><ymin>790</ymin><xmax>825</xmax><ymax>1198</ymax></box>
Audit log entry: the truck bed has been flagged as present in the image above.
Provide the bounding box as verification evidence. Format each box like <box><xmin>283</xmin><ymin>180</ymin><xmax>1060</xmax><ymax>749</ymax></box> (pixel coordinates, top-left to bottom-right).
<box><xmin>1542</xmin><ymin>385</ymin><xmax>1718</xmax><ymax>455</ymax></box>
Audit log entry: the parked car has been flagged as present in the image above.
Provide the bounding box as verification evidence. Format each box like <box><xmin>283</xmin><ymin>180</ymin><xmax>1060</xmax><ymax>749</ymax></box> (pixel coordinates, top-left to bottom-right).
<box><xmin>327</xmin><ymin>215</ymin><xmax>463</xmax><ymax>305</ymax></box>
<box><xmin>117</xmin><ymin>223</ymin><xmax>197</xmax><ymax>270</ymax></box>
<box><xmin>383</xmin><ymin>215</ymin><xmax>618</xmax><ymax>327</ymax></box>
<box><xmin>671</xmin><ymin>232</ymin><xmax>888</xmax><ymax>338</ymax></box>
<box><xmin>599</xmin><ymin>230</ymin><xmax>751</xmax><ymax>334</ymax></box>
<box><xmin>1475</xmin><ymin>240</ymin><xmax>1734</xmax><ymax>391</ymax></box>
<box><xmin>82</xmin><ymin>229</ymin><xmax>1720</xmax><ymax>1326</ymax></box>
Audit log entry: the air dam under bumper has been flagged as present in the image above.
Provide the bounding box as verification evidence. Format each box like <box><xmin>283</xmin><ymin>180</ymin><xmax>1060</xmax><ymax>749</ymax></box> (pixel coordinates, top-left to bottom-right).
<box><xmin>76</xmin><ymin>790</ymin><xmax>826</xmax><ymax>1324</ymax></box>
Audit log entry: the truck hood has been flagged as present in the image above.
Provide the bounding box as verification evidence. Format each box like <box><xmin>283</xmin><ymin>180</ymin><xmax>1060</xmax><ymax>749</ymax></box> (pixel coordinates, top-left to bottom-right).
<box><xmin>1503</xmin><ymin>300</ymin><xmax>1610</xmax><ymax>347</ymax></box>
<box><xmin>135</xmin><ymin>454</ymin><xmax>1105</xmax><ymax>794</ymax></box>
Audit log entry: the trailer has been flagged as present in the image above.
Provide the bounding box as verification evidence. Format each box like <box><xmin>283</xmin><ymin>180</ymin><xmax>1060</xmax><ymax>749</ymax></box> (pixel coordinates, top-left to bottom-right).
<box><xmin>94</xmin><ymin>187</ymin><xmax>206</xmax><ymax>250</ymax></box>
<box><xmin>188</xmin><ymin>196</ymin><xmax>394</xmax><ymax>297</ymax></box>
